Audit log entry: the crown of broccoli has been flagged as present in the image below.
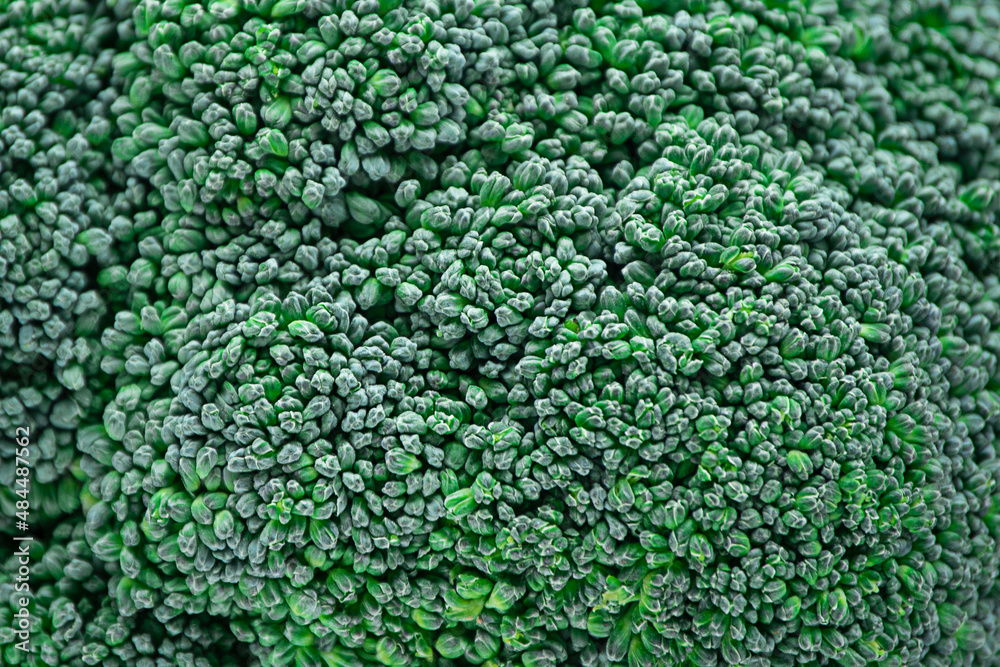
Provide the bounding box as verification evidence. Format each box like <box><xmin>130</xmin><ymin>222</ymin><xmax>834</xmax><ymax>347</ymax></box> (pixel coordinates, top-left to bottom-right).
<box><xmin>3</xmin><ymin>0</ymin><xmax>1000</xmax><ymax>666</ymax></box>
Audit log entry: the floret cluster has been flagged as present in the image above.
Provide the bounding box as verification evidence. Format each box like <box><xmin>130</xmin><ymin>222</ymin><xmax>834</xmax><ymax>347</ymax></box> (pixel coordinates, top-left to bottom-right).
<box><xmin>2</xmin><ymin>0</ymin><xmax>1000</xmax><ymax>666</ymax></box>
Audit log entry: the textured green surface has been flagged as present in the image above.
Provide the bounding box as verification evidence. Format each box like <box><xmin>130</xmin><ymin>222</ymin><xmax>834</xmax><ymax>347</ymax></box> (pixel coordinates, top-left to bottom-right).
<box><xmin>1</xmin><ymin>0</ymin><xmax>1000</xmax><ymax>666</ymax></box>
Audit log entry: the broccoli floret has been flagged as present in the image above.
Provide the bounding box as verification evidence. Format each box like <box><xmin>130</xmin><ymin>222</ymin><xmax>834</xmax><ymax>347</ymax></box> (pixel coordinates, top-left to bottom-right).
<box><xmin>3</xmin><ymin>0</ymin><xmax>1000</xmax><ymax>666</ymax></box>
<box><xmin>0</xmin><ymin>518</ymin><xmax>251</xmax><ymax>667</ymax></box>
<box><xmin>0</xmin><ymin>0</ymin><xmax>135</xmax><ymax>531</ymax></box>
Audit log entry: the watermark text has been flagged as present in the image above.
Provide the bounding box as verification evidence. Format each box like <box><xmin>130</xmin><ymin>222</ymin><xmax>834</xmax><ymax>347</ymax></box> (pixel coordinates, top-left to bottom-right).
<box><xmin>11</xmin><ymin>426</ymin><xmax>32</xmax><ymax>653</ymax></box>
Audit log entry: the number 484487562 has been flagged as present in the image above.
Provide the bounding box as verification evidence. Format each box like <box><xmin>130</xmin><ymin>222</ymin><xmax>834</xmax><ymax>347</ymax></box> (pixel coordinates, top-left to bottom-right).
<box><xmin>14</xmin><ymin>426</ymin><xmax>30</xmax><ymax>522</ymax></box>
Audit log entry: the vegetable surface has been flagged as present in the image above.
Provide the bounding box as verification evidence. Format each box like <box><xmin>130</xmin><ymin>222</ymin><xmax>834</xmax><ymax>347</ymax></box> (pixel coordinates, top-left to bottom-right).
<box><xmin>2</xmin><ymin>0</ymin><xmax>1000</xmax><ymax>666</ymax></box>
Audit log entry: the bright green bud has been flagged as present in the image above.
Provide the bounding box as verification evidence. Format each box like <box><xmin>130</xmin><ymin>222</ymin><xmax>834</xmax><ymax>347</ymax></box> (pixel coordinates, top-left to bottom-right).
<box><xmin>369</xmin><ymin>69</ymin><xmax>402</xmax><ymax>97</ymax></box>
<box><xmin>484</xmin><ymin>580</ymin><xmax>520</xmax><ymax>613</ymax></box>
<box><xmin>456</xmin><ymin>574</ymin><xmax>493</xmax><ymax>600</ymax></box>
<box><xmin>262</xmin><ymin>97</ymin><xmax>292</xmax><ymax>128</ymax></box>
<box><xmin>434</xmin><ymin>634</ymin><xmax>468</xmax><ymax>660</ymax></box>
<box><xmin>444</xmin><ymin>488</ymin><xmax>476</xmax><ymax>517</ymax></box>
<box><xmin>385</xmin><ymin>449</ymin><xmax>422</xmax><ymax>475</ymax></box>
<box><xmin>444</xmin><ymin>590</ymin><xmax>484</xmax><ymax>623</ymax></box>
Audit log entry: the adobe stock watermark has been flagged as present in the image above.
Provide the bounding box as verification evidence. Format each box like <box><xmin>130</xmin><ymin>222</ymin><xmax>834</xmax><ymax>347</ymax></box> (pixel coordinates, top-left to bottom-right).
<box><xmin>11</xmin><ymin>426</ymin><xmax>32</xmax><ymax>653</ymax></box>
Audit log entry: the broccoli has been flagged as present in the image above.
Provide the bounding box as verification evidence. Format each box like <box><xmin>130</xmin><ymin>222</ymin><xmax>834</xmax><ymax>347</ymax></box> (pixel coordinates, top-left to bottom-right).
<box><xmin>0</xmin><ymin>0</ymin><xmax>131</xmax><ymax>530</ymax></box>
<box><xmin>0</xmin><ymin>519</ymin><xmax>251</xmax><ymax>666</ymax></box>
<box><xmin>2</xmin><ymin>0</ymin><xmax>1000</xmax><ymax>666</ymax></box>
